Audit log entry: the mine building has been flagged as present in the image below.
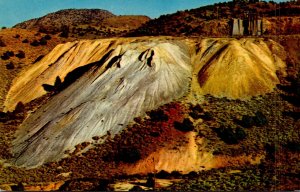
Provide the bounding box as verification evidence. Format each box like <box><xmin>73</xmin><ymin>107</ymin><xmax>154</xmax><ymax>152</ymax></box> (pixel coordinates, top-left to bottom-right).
<box><xmin>232</xmin><ymin>9</ymin><xmax>263</xmax><ymax>36</ymax></box>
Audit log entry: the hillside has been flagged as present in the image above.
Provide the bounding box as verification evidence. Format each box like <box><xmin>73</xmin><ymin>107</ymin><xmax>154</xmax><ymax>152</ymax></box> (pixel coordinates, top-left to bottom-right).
<box><xmin>13</xmin><ymin>9</ymin><xmax>150</xmax><ymax>39</ymax></box>
<box><xmin>14</xmin><ymin>9</ymin><xmax>115</xmax><ymax>33</ymax></box>
<box><xmin>129</xmin><ymin>1</ymin><xmax>300</xmax><ymax>37</ymax></box>
<box><xmin>0</xmin><ymin>35</ymin><xmax>298</xmax><ymax>191</ymax></box>
<box><xmin>0</xmin><ymin>28</ymin><xmax>72</xmax><ymax>111</ymax></box>
<box><xmin>0</xmin><ymin>2</ymin><xmax>299</xmax><ymax>191</ymax></box>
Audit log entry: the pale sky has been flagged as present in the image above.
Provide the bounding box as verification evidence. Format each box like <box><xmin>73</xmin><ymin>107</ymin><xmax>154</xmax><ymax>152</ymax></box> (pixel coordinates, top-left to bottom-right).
<box><xmin>0</xmin><ymin>0</ymin><xmax>286</xmax><ymax>27</ymax></box>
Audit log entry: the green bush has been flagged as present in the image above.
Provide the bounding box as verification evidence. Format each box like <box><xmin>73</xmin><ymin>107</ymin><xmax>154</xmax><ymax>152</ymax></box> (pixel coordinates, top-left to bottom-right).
<box><xmin>39</xmin><ymin>37</ymin><xmax>47</xmax><ymax>45</ymax></box>
<box><xmin>240</xmin><ymin>115</ymin><xmax>255</xmax><ymax>128</ymax></box>
<box><xmin>238</xmin><ymin>111</ymin><xmax>268</xmax><ymax>128</ymax></box>
<box><xmin>1</xmin><ymin>51</ymin><xmax>14</xmax><ymax>60</ymax></box>
<box><xmin>30</xmin><ymin>40</ymin><xmax>40</xmax><ymax>46</ymax></box>
<box><xmin>6</xmin><ymin>62</ymin><xmax>14</xmax><ymax>69</ymax></box>
<box><xmin>22</xmin><ymin>39</ymin><xmax>29</xmax><ymax>43</ymax></box>
<box><xmin>285</xmin><ymin>141</ymin><xmax>300</xmax><ymax>152</ymax></box>
<box><xmin>189</xmin><ymin>104</ymin><xmax>203</xmax><ymax>119</ymax></box>
<box><xmin>0</xmin><ymin>38</ymin><xmax>6</xmax><ymax>47</ymax></box>
<box><xmin>253</xmin><ymin>111</ymin><xmax>268</xmax><ymax>126</ymax></box>
<box><xmin>16</xmin><ymin>50</ymin><xmax>25</xmax><ymax>59</ymax></box>
<box><xmin>116</xmin><ymin>147</ymin><xmax>141</xmax><ymax>163</ymax></box>
<box><xmin>174</xmin><ymin>118</ymin><xmax>194</xmax><ymax>132</ymax></box>
<box><xmin>147</xmin><ymin>108</ymin><xmax>169</xmax><ymax>122</ymax></box>
<box><xmin>214</xmin><ymin>126</ymin><xmax>247</xmax><ymax>144</ymax></box>
<box><xmin>200</xmin><ymin>111</ymin><xmax>214</xmax><ymax>121</ymax></box>
<box><xmin>44</xmin><ymin>34</ymin><xmax>52</xmax><ymax>40</ymax></box>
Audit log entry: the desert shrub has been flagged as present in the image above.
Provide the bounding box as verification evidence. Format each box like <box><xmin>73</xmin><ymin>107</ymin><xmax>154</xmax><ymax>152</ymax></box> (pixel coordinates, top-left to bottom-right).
<box><xmin>189</xmin><ymin>110</ymin><xmax>201</xmax><ymax>119</ymax></box>
<box><xmin>279</xmin><ymin>72</ymin><xmax>300</xmax><ymax>106</ymax></box>
<box><xmin>1</xmin><ymin>27</ymin><xmax>6</xmax><ymax>29</ymax></box>
<box><xmin>134</xmin><ymin>117</ymin><xmax>142</xmax><ymax>123</ymax></box>
<box><xmin>0</xmin><ymin>111</ymin><xmax>8</xmax><ymax>122</ymax></box>
<box><xmin>39</xmin><ymin>37</ymin><xmax>47</xmax><ymax>45</ymax></box>
<box><xmin>16</xmin><ymin>50</ymin><xmax>25</xmax><ymax>59</ymax></box>
<box><xmin>216</xmin><ymin>127</ymin><xmax>238</xmax><ymax>144</ymax></box>
<box><xmin>238</xmin><ymin>111</ymin><xmax>268</xmax><ymax>128</ymax></box>
<box><xmin>187</xmin><ymin>171</ymin><xmax>198</xmax><ymax>178</ymax></box>
<box><xmin>235</xmin><ymin>127</ymin><xmax>247</xmax><ymax>140</ymax></box>
<box><xmin>239</xmin><ymin>115</ymin><xmax>255</xmax><ymax>128</ymax></box>
<box><xmin>0</xmin><ymin>38</ymin><xmax>6</xmax><ymax>47</ymax></box>
<box><xmin>170</xmin><ymin>171</ymin><xmax>182</xmax><ymax>177</ymax></box>
<box><xmin>6</xmin><ymin>62</ymin><xmax>14</xmax><ymax>69</ymax></box>
<box><xmin>189</xmin><ymin>104</ymin><xmax>203</xmax><ymax>119</ymax></box>
<box><xmin>156</xmin><ymin>170</ymin><xmax>170</xmax><ymax>179</ymax></box>
<box><xmin>59</xmin><ymin>25</ymin><xmax>69</xmax><ymax>38</ymax></box>
<box><xmin>282</xmin><ymin>111</ymin><xmax>300</xmax><ymax>121</ymax></box>
<box><xmin>200</xmin><ymin>111</ymin><xmax>214</xmax><ymax>121</ymax></box>
<box><xmin>148</xmin><ymin>108</ymin><xmax>169</xmax><ymax>122</ymax></box>
<box><xmin>38</xmin><ymin>26</ymin><xmax>49</xmax><ymax>34</ymax></box>
<box><xmin>146</xmin><ymin>174</ymin><xmax>155</xmax><ymax>188</ymax></box>
<box><xmin>253</xmin><ymin>111</ymin><xmax>268</xmax><ymax>126</ymax></box>
<box><xmin>44</xmin><ymin>34</ymin><xmax>52</xmax><ymax>40</ymax></box>
<box><xmin>0</xmin><ymin>111</ymin><xmax>5</xmax><ymax>119</ymax></box>
<box><xmin>30</xmin><ymin>40</ymin><xmax>40</xmax><ymax>46</ymax></box>
<box><xmin>265</xmin><ymin>143</ymin><xmax>277</xmax><ymax>161</ymax></box>
<box><xmin>90</xmin><ymin>179</ymin><xmax>110</xmax><ymax>191</ymax></box>
<box><xmin>10</xmin><ymin>183</ymin><xmax>24</xmax><ymax>191</ymax></box>
<box><xmin>174</xmin><ymin>118</ymin><xmax>194</xmax><ymax>132</ymax></box>
<box><xmin>1</xmin><ymin>51</ymin><xmax>14</xmax><ymax>60</ymax></box>
<box><xmin>214</xmin><ymin>126</ymin><xmax>247</xmax><ymax>144</ymax></box>
<box><xmin>1</xmin><ymin>52</ymin><xmax>10</xmax><ymax>60</ymax></box>
<box><xmin>150</xmin><ymin>131</ymin><xmax>160</xmax><ymax>137</ymax></box>
<box><xmin>285</xmin><ymin>141</ymin><xmax>300</xmax><ymax>152</ymax></box>
<box><xmin>116</xmin><ymin>147</ymin><xmax>141</xmax><ymax>163</ymax></box>
<box><xmin>129</xmin><ymin>186</ymin><xmax>143</xmax><ymax>191</ymax></box>
<box><xmin>7</xmin><ymin>51</ymin><xmax>14</xmax><ymax>56</ymax></box>
<box><xmin>22</xmin><ymin>39</ymin><xmax>29</xmax><ymax>43</ymax></box>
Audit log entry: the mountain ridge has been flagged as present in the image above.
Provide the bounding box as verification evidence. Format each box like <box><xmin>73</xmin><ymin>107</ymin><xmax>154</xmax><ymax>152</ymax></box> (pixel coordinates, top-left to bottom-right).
<box><xmin>14</xmin><ymin>9</ymin><xmax>115</xmax><ymax>33</ymax></box>
<box><xmin>13</xmin><ymin>9</ymin><xmax>150</xmax><ymax>39</ymax></box>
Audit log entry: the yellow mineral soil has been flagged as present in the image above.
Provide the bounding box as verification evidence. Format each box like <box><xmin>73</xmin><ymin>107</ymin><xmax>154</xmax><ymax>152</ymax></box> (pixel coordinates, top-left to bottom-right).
<box><xmin>191</xmin><ymin>38</ymin><xmax>286</xmax><ymax>99</ymax></box>
<box><xmin>4</xmin><ymin>38</ymin><xmax>133</xmax><ymax>111</ymax></box>
<box><xmin>4</xmin><ymin>37</ymin><xmax>286</xmax><ymax>111</ymax></box>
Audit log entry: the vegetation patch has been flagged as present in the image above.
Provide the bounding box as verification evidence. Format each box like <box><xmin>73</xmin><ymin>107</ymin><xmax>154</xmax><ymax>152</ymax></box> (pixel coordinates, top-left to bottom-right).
<box><xmin>173</xmin><ymin>118</ymin><xmax>194</xmax><ymax>132</ymax></box>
